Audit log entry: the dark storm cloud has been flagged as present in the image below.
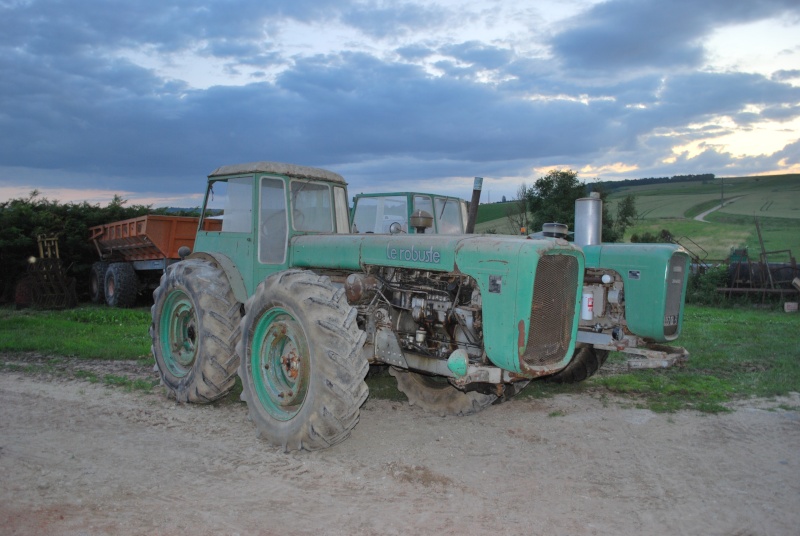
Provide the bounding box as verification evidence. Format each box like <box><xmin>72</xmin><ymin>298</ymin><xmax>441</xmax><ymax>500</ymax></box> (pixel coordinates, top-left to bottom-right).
<box><xmin>0</xmin><ymin>0</ymin><xmax>798</xmax><ymax>201</ymax></box>
<box><xmin>651</xmin><ymin>72</ymin><xmax>800</xmax><ymax>126</ymax></box>
<box><xmin>549</xmin><ymin>0</ymin><xmax>800</xmax><ymax>73</ymax></box>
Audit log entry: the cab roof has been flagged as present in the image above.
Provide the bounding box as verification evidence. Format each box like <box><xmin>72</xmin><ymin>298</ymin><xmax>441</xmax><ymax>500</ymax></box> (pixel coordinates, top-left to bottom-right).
<box><xmin>208</xmin><ymin>161</ymin><xmax>346</xmax><ymax>185</ymax></box>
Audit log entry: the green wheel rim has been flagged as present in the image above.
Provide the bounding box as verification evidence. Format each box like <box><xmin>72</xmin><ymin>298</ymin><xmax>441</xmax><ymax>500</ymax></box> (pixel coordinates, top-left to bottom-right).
<box><xmin>251</xmin><ymin>307</ymin><xmax>310</xmax><ymax>421</ymax></box>
<box><xmin>160</xmin><ymin>289</ymin><xmax>198</xmax><ymax>378</ymax></box>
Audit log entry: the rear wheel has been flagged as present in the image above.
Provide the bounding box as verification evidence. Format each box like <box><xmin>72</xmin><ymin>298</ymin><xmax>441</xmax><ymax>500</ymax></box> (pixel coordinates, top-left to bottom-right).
<box><xmin>151</xmin><ymin>259</ymin><xmax>242</xmax><ymax>403</ymax></box>
<box><xmin>547</xmin><ymin>344</ymin><xmax>609</xmax><ymax>383</ymax></box>
<box><xmin>389</xmin><ymin>368</ymin><xmax>498</xmax><ymax>416</ymax></box>
<box><xmin>90</xmin><ymin>261</ymin><xmax>108</xmax><ymax>303</ymax></box>
<box><xmin>238</xmin><ymin>270</ymin><xmax>368</xmax><ymax>452</ymax></box>
<box><xmin>104</xmin><ymin>263</ymin><xmax>138</xmax><ymax>308</ymax></box>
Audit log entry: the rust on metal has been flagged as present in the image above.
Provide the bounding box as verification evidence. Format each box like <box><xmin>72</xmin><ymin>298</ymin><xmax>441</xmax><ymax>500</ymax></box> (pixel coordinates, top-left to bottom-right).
<box><xmin>517</xmin><ymin>319</ymin><xmax>526</xmax><ymax>357</ymax></box>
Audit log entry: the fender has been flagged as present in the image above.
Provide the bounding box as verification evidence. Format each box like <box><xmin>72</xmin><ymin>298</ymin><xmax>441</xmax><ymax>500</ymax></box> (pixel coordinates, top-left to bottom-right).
<box><xmin>188</xmin><ymin>251</ymin><xmax>248</xmax><ymax>305</ymax></box>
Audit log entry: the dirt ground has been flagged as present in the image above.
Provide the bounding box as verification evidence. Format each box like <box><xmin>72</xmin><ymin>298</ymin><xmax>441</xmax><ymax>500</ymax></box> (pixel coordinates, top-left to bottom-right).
<box><xmin>1</xmin><ymin>355</ymin><xmax>799</xmax><ymax>536</ymax></box>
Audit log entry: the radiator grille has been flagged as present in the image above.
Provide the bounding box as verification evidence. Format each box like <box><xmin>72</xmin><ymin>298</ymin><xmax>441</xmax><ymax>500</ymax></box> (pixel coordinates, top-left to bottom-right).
<box><xmin>523</xmin><ymin>254</ymin><xmax>579</xmax><ymax>367</ymax></box>
<box><xmin>663</xmin><ymin>253</ymin><xmax>687</xmax><ymax>338</ymax></box>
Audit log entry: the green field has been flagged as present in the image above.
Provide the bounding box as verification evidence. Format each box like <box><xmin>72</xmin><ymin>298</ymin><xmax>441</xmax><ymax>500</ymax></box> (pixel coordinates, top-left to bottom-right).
<box><xmin>477</xmin><ymin>174</ymin><xmax>800</xmax><ymax>261</ymax></box>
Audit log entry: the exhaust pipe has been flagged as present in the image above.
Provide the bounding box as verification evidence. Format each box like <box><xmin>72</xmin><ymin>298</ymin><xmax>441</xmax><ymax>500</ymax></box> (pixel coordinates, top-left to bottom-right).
<box><xmin>574</xmin><ymin>192</ymin><xmax>602</xmax><ymax>247</ymax></box>
<box><xmin>465</xmin><ymin>177</ymin><xmax>483</xmax><ymax>234</ymax></box>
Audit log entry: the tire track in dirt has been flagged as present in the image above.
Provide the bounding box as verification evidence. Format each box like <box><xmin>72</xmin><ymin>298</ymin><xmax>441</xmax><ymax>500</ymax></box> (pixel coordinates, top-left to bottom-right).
<box><xmin>2</xmin><ymin>368</ymin><xmax>799</xmax><ymax>535</ymax></box>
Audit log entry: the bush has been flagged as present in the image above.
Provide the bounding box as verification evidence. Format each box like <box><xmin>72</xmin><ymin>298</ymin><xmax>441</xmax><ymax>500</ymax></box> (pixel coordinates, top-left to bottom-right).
<box><xmin>0</xmin><ymin>193</ymin><xmax>166</xmax><ymax>303</ymax></box>
<box><xmin>630</xmin><ymin>229</ymin><xmax>673</xmax><ymax>243</ymax></box>
<box><xmin>686</xmin><ymin>265</ymin><xmax>729</xmax><ymax>306</ymax></box>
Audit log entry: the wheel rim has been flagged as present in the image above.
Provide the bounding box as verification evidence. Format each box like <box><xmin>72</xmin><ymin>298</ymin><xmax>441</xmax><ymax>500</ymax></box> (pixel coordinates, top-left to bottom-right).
<box><xmin>159</xmin><ymin>289</ymin><xmax>198</xmax><ymax>377</ymax></box>
<box><xmin>91</xmin><ymin>272</ymin><xmax>100</xmax><ymax>296</ymax></box>
<box><xmin>251</xmin><ymin>308</ymin><xmax>310</xmax><ymax>421</ymax></box>
<box><xmin>106</xmin><ymin>275</ymin><xmax>115</xmax><ymax>299</ymax></box>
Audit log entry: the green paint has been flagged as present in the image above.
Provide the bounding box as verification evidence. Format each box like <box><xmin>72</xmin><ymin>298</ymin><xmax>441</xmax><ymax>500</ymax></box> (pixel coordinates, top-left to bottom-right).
<box><xmin>250</xmin><ymin>307</ymin><xmax>310</xmax><ymax>421</ymax></box>
<box><xmin>186</xmin><ymin>165</ymin><xmax>587</xmax><ymax>383</ymax></box>
<box><xmin>159</xmin><ymin>289</ymin><xmax>197</xmax><ymax>378</ymax></box>
<box><xmin>583</xmin><ymin>243</ymin><xmax>690</xmax><ymax>341</ymax></box>
<box><xmin>447</xmin><ymin>349</ymin><xmax>469</xmax><ymax>377</ymax></box>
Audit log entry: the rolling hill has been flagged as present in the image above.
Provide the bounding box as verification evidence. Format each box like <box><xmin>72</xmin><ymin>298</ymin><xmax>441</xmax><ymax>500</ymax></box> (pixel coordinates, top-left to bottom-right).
<box><xmin>476</xmin><ymin>174</ymin><xmax>800</xmax><ymax>261</ymax></box>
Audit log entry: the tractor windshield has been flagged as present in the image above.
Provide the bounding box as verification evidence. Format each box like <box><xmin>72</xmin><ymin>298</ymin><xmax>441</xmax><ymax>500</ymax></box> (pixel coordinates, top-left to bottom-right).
<box><xmin>352</xmin><ymin>195</ymin><xmax>408</xmax><ymax>234</ymax></box>
<box><xmin>434</xmin><ymin>196</ymin><xmax>463</xmax><ymax>234</ymax></box>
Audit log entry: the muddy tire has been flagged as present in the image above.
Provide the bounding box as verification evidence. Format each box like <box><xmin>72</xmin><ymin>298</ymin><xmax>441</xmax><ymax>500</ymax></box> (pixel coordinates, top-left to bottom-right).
<box><xmin>237</xmin><ymin>270</ymin><xmax>368</xmax><ymax>452</ymax></box>
<box><xmin>494</xmin><ymin>380</ymin><xmax>530</xmax><ymax>404</ymax></box>
<box><xmin>90</xmin><ymin>261</ymin><xmax>108</xmax><ymax>304</ymax></box>
<box><xmin>104</xmin><ymin>263</ymin><xmax>138</xmax><ymax>308</ymax></box>
<box><xmin>547</xmin><ymin>344</ymin><xmax>609</xmax><ymax>383</ymax></box>
<box><xmin>389</xmin><ymin>368</ymin><xmax>498</xmax><ymax>416</ymax></box>
<box><xmin>151</xmin><ymin>259</ymin><xmax>242</xmax><ymax>403</ymax></box>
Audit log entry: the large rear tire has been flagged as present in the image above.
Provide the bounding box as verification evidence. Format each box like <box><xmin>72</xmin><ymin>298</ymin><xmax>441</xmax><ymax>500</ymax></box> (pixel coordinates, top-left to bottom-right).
<box><xmin>151</xmin><ymin>259</ymin><xmax>242</xmax><ymax>403</ymax></box>
<box><xmin>389</xmin><ymin>368</ymin><xmax>498</xmax><ymax>416</ymax></box>
<box><xmin>547</xmin><ymin>344</ymin><xmax>609</xmax><ymax>383</ymax></box>
<box><xmin>238</xmin><ymin>270</ymin><xmax>368</xmax><ymax>452</ymax></box>
<box><xmin>104</xmin><ymin>263</ymin><xmax>138</xmax><ymax>308</ymax></box>
<box><xmin>90</xmin><ymin>261</ymin><xmax>108</xmax><ymax>304</ymax></box>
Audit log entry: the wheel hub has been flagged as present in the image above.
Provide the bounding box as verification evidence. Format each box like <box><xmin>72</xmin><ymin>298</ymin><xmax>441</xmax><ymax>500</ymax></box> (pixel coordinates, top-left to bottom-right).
<box><xmin>159</xmin><ymin>290</ymin><xmax>198</xmax><ymax>377</ymax></box>
<box><xmin>252</xmin><ymin>312</ymin><xmax>310</xmax><ymax>419</ymax></box>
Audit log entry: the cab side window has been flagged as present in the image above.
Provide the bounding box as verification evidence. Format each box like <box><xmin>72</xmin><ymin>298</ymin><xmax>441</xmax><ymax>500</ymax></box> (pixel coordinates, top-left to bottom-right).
<box><xmin>259</xmin><ymin>178</ymin><xmax>287</xmax><ymax>264</ymax></box>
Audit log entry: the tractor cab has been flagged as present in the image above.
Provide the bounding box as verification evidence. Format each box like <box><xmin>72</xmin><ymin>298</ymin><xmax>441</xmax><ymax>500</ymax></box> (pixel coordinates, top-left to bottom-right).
<box><xmin>351</xmin><ymin>192</ymin><xmax>468</xmax><ymax>235</ymax></box>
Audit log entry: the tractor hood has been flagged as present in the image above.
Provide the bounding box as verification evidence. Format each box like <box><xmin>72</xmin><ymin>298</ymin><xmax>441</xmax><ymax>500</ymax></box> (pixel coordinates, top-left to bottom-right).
<box><xmin>290</xmin><ymin>233</ymin><xmax>572</xmax><ymax>273</ymax></box>
<box><xmin>292</xmin><ymin>233</ymin><xmax>584</xmax><ymax>376</ymax></box>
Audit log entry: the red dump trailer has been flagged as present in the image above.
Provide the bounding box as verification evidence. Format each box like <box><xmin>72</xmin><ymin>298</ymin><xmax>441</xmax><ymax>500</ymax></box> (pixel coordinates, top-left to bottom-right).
<box><xmin>88</xmin><ymin>215</ymin><xmax>221</xmax><ymax>307</ymax></box>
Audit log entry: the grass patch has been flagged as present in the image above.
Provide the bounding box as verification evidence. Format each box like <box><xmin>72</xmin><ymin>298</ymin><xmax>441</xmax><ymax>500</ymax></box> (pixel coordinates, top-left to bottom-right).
<box><xmin>0</xmin><ymin>304</ymin><xmax>152</xmax><ymax>360</ymax></box>
<box><xmin>1</xmin><ymin>355</ymin><xmax>158</xmax><ymax>393</ymax></box>
<box><xmin>704</xmin><ymin>212</ymin><xmax>800</xmax><ymax>258</ymax></box>
<box><xmin>103</xmin><ymin>374</ymin><xmax>159</xmax><ymax>392</ymax></box>
<box><xmin>521</xmin><ymin>305</ymin><xmax>800</xmax><ymax>413</ymax></box>
<box><xmin>74</xmin><ymin>369</ymin><xmax>99</xmax><ymax>383</ymax></box>
<box><xmin>475</xmin><ymin>201</ymin><xmax>518</xmax><ymax>224</ymax></box>
<box><xmin>596</xmin><ymin>372</ymin><xmax>733</xmax><ymax>413</ymax></box>
<box><xmin>365</xmin><ymin>366</ymin><xmax>407</xmax><ymax>402</ymax></box>
<box><xmin>625</xmin><ymin>218</ymin><xmax>752</xmax><ymax>260</ymax></box>
<box><xmin>3</xmin><ymin>304</ymin><xmax>798</xmax><ymax>414</ymax></box>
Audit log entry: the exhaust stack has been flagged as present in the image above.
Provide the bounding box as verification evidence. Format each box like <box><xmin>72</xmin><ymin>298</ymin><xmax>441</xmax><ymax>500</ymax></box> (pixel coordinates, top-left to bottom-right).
<box><xmin>574</xmin><ymin>192</ymin><xmax>602</xmax><ymax>247</ymax></box>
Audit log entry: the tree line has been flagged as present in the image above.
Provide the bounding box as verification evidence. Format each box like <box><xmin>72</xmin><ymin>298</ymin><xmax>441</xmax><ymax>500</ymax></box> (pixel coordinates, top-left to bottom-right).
<box><xmin>0</xmin><ymin>192</ymin><xmax>198</xmax><ymax>303</ymax></box>
<box><xmin>594</xmin><ymin>173</ymin><xmax>716</xmax><ymax>192</ymax></box>
<box><xmin>506</xmin><ymin>170</ymin><xmax>638</xmax><ymax>243</ymax></box>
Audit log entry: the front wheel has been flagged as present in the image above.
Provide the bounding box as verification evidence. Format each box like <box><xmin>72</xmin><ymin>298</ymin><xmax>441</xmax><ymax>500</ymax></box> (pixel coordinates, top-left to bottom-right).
<box><xmin>389</xmin><ymin>368</ymin><xmax>498</xmax><ymax>416</ymax></box>
<box><xmin>546</xmin><ymin>344</ymin><xmax>609</xmax><ymax>383</ymax></box>
<box><xmin>151</xmin><ymin>259</ymin><xmax>242</xmax><ymax>403</ymax></box>
<box><xmin>238</xmin><ymin>270</ymin><xmax>368</xmax><ymax>452</ymax></box>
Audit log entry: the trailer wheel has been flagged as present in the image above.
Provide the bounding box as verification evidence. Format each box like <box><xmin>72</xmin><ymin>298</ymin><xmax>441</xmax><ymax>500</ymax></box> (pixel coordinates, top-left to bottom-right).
<box><xmin>237</xmin><ymin>270</ymin><xmax>368</xmax><ymax>452</ymax></box>
<box><xmin>389</xmin><ymin>368</ymin><xmax>498</xmax><ymax>416</ymax></box>
<box><xmin>104</xmin><ymin>263</ymin><xmax>138</xmax><ymax>308</ymax></box>
<box><xmin>90</xmin><ymin>261</ymin><xmax>108</xmax><ymax>303</ymax></box>
<box><xmin>151</xmin><ymin>259</ymin><xmax>242</xmax><ymax>403</ymax></box>
<box><xmin>546</xmin><ymin>344</ymin><xmax>609</xmax><ymax>383</ymax></box>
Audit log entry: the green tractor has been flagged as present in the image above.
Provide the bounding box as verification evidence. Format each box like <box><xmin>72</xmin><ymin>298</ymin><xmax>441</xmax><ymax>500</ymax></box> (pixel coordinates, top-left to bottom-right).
<box><xmin>151</xmin><ymin>162</ymin><xmax>585</xmax><ymax>451</ymax></box>
<box><xmin>351</xmin><ymin>191</ymin><xmax>690</xmax><ymax>383</ymax></box>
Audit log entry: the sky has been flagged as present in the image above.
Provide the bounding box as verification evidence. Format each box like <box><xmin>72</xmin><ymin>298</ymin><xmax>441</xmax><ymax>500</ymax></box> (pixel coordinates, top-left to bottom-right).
<box><xmin>1</xmin><ymin>0</ymin><xmax>799</xmax><ymax>207</ymax></box>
